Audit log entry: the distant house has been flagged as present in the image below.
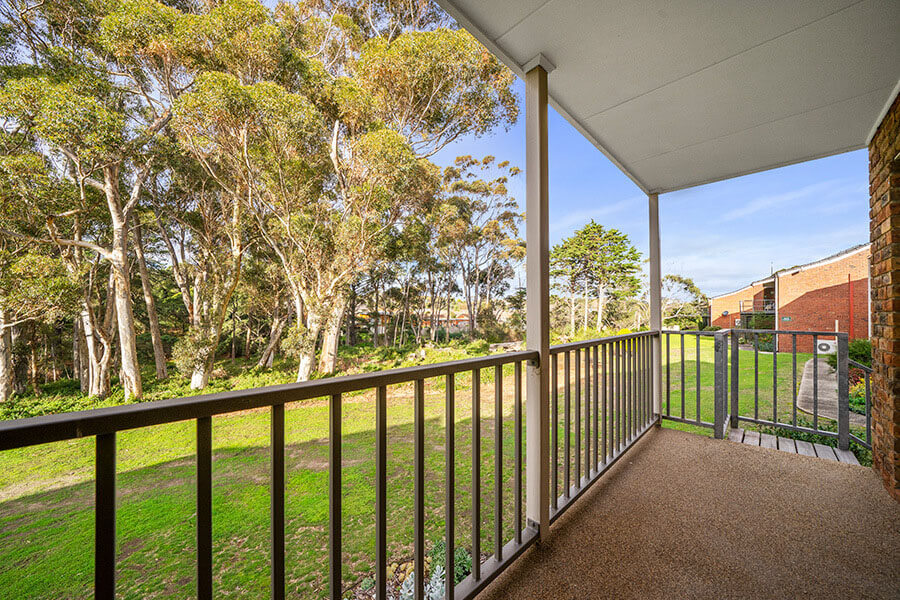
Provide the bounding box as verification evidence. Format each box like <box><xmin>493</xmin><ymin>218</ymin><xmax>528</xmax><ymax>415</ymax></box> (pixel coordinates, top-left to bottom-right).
<box><xmin>709</xmin><ymin>244</ymin><xmax>870</xmax><ymax>352</ymax></box>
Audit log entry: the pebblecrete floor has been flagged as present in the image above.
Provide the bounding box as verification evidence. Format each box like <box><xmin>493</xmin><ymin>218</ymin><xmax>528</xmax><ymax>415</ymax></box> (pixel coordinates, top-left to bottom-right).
<box><xmin>478</xmin><ymin>428</ymin><xmax>899</xmax><ymax>599</ymax></box>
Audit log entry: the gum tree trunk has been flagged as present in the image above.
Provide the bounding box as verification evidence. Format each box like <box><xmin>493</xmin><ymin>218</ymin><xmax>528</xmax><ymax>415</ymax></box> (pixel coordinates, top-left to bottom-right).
<box><xmin>317</xmin><ymin>298</ymin><xmax>347</xmax><ymax>375</ymax></box>
<box><xmin>296</xmin><ymin>309</ymin><xmax>323</xmax><ymax>382</ymax></box>
<box><xmin>0</xmin><ymin>309</ymin><xmax>12</xmax><ymax>402</ymax></box>
<box><xmin>132</xmin><ymin>220</ymin><xmax>168</xmax><ymax>380</ymax></box>
<box><xmin>103</xmin><ymin>169</ymin><xmax>142</xmax><ymax>400</ymax></box>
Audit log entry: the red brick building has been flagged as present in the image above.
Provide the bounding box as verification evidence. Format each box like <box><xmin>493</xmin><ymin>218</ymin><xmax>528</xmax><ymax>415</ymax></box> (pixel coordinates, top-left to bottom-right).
<box><xmin>709</xmin><ymin>244</ymin><xmax>871</xmax><ymax>352</ymax></box>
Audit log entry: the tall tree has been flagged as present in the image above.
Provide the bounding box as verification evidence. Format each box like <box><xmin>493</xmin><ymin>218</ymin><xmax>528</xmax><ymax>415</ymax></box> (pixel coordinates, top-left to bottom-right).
<box><xmin>551</xmin><ymin>221</ymin><xmax>641</xmax><ymax>335</ymax></box>
<box><xmin>438</xmin><ymin>156</ymin><xmax>522</xmax><ymax>335</ymax></box>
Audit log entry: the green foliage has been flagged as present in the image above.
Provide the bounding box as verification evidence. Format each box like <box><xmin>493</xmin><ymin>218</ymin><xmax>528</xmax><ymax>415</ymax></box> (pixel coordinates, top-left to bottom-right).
<box><xmin>464</xmin><ymin>339</ymin><xmax>489</xmax><ymax>356</ymax></box>
<box><xmin>849</xmin><ymin>381</ymin><xmax>867</xmax><ymax>415</ymax></box>
<box><xmin>826</xmin><ymin>338</ymin><xmax>871</xmax><ymax>370</ymax></box>
<box><xmin>355</xmin><ymin>28</ymin><xmax>517</xmax><ymax>154</ymax></box>
<box><xmin>428</xmin><ymin>539</ymin><xmax>472</xmax><ymax>584</ymax></box>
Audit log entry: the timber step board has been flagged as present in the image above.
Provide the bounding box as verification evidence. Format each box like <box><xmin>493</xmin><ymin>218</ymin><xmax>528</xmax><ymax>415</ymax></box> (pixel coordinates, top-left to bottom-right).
<box><xmin>726</xmin><ymin>428</ymin><xmax>860</xmax><ymax>466</ymax></box>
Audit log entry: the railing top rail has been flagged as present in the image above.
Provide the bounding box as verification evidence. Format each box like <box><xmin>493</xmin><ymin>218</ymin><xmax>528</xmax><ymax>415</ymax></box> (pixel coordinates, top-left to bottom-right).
<box><xmin>548</xmin><ymin>330</ymin><xmax>656</xmax><ymax>354</ymax></box>
<box><xmin>0</xmin><ymin>349</ymin><xmax>538</xmax><ymax>452</ymax></box>
<box><xmin>848</xmin><ymin>359</ymin><xmax>873</xmax><ymax>373</ymax></box>
<box><xmin>729</xmin><ymin>328</ymin><xmax>850</xmax><ymax>337</ymax></box>
<box><xmin>660</xmin><ymin>329</ymin><xmax>720</xmax><ymax>336</ymax></box>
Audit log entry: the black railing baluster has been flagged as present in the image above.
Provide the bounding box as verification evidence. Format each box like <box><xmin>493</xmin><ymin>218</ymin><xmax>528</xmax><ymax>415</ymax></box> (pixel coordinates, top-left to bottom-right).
<box><xmin>95</xmin><ymin>432</ymin><xmax>116</xmax><ymax>600</ymax></box>
<box><xmin>792</xmin><ymin>335</ymin><xmax>798</xmax><ymax>427</ymax></box>
<box><xmin>617</xmin><ymin>340</ymin><xmax>623</xmax><ymax>453</ymax></box>
<box><xmin>514</xmin><ymin>361</ymin><xmax>522</xmax><ymax>544</ymax></box>
<box><xmin>444</xmin><ymin>376</ymin><xmax>455</xmax><ymax>600</ymax></box>
<box><xmin>665</xmin><ymin>334</ymin><xmax>671</xmax><ymax>416</ymax></box>
<box><xmin>602</xmin><ymin>343</ymin><xmax>608</xmax><ymax>464</ymax></box>
<box><xmin>575</xmin><ymin>349</ymin><xmax>581</xmax><ymax>488</ymax></box>
<box><xmin>813</xmin><ymin>334</ymin><xmax>819</xmax><ymax>431</ymax></box>
<box><xmin>376</xmin><ymin>386</ymin><xmax>388</xmax><ymax>600</ymax></box>
<box><xmin>680</xmin><ymin>334</ymin><xmax>686</xmax><ymax>420</ymax></box>
<box><xmin>414</xmin><ymin>379</ymin><xmax>425</xmax><ymax>600</ymax></box>
<box><xmin>633</xmin><ymin>337</ymin><xmax>639</xmax><ymax>437</ymax></box>
<box><xmin>773</xmin><ymin>340</ymin><xmax>778</xmax><ymax>423</ymax></box>
<box><xmin>272</xmin><ymin>404</ymin><xmax>285</xmax><ymax>600</ymax></box>
<box><xmin>328</xmin><ymin>396</ymin><xmax>341</xmax><ymax>600</ymax></box>
<box><xmin>564</xmin><ymin>351</ymin><xmax>571</xmax><ymax>497</ymax></box>
<box><xmin>494</xmin><ymin>365</ymin><xmax>503</xmax><ymax>561</ymax></box>
<box><xmin>197</xmin><ymin>417</ymin><xmax>213</xmax><ymax>600</ymax></box>
<box><xmin>592</xmin><ymin>345</ymin><xmax>599</xmax><ymax>471</ymax></box>
<box><xmin>471</xmin><ymin>369</ymin><xmax>481</xmax><ymax>581</ymax></box>
<box><xmin>584</xmin><ymin>347</ymin><xmax>590</xmax><ymax>480</ymax></box>
<box><xmin>695</xmin><ymin>335</ymin><xmax>701</xmax><ymax>424</ymax></box>
<box><xmin>754</xmin><ymin>333</ymin><xmax>759</xmax><ymax>421</ymax></box>
<box><xmin>551</xmin><ymin>353</ymin><xmax>558</xmax><ymax>510</ymax></box>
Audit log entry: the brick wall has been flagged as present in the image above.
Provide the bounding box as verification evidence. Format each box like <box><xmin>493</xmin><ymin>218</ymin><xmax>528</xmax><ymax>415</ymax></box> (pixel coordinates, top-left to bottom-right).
<box><xmin>709</xmin><ymin>283</ymin><xmax>764</xmax><ymax>328</ymax></box>
<box><xmin>776</xmin><ymin>247</ymin><xmax>870</xmax><ymax>352</ymax></box>
<box><xmin>869</xmin><ymin>92</ymin><xmax>900</xmax><ymax>501</ymax></box>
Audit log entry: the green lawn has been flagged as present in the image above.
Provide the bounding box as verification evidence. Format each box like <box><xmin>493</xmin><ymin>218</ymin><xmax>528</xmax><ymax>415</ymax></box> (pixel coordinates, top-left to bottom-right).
<box><xmin>657</xmin><ymin>334</ymin><xmax>869</xmax><ymax>448</ymax></box>
<box><xmin>0</xmin><ymin>336</ymin><xmax>869</xmax><ymax>598</ymax></box>
<box><xmin>0</xmin><ymin>367</ymin><xmax>531</xmax><ymax>599</ymax></box>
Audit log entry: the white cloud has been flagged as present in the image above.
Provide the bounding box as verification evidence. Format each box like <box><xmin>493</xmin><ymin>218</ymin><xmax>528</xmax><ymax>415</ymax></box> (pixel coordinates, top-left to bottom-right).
<box><xmin>549</xmin><ymin>195</ymin><xmax>642</xmax><ymax>234</ymax></box>
<box><xmin>717</xmin><ymin>179</ymin><xmax>856</xmax><ymax>222</ymax></box>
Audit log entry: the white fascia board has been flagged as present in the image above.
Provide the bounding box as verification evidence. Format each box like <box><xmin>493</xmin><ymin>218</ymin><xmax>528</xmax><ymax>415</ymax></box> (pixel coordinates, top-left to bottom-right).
<box><xmin>866</xmin><ymin>77</ymin><xmax>900</xmax><ymax>145</ymax></box>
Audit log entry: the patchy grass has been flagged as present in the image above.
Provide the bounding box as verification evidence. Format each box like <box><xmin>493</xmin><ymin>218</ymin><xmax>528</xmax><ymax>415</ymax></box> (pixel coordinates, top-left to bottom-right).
<box><xmin>1</xmin><ymin>335</ymin><xmax>869</xmax><ymax>598</ymax></box>
<box><xmin>0</xmin><ymin>363</ymin><xmax>530</xmax><ymax>599</ymax></box>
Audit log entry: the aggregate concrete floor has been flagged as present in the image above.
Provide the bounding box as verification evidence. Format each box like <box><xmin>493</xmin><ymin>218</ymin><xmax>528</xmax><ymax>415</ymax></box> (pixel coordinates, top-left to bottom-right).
<box><xmin>478</xmin><ymin>428</ymin><xmax>899</xmax><ymax>600</ymax></box>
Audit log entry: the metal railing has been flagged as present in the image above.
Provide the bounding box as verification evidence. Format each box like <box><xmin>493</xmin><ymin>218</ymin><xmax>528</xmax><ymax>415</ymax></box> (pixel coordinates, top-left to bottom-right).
<box><xmin>0</xmin><ymin>330</ymin><xmax>664</xmax><ymax>600</ymax></box>
<box><xmin>0</xmin><ymin>351</ymin><xmax>540</xmax><ymax>600</ymax></box>
<box><xmin>726</xmin><ymin>329</ymin><xmax>858</xmax><ymax>450</ymax></box>
<box><xmin>661</xmin><ymin>330</ymin><xmax>728</xmax><ymax>436</ymax></box>
<box><xmin>548</xmin><ymin>331</ymin><xmax>658</xmax><ymax>521</ymax></box>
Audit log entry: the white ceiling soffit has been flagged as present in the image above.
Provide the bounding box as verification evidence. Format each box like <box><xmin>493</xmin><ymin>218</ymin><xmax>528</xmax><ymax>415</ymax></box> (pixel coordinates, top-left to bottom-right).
<box><xmin>433</xmin><ymin>0</ymin><xmax>900</xmax><ymax>194</ymax></box>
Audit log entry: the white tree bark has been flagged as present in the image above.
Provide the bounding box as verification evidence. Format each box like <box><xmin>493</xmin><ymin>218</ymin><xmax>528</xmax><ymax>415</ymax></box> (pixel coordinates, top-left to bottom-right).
<box><xmin>317</xmin><ymin>298</ymin><xmax>347</xmax><ymax>375</ymax></box>
<box><xmin>132</xmin><ymin>221</ymin><xmax>168</xmax><ymax>380</ymax></box>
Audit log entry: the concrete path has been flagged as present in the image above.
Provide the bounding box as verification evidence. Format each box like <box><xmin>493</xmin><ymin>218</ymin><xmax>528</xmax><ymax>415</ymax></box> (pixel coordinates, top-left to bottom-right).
<box><xmin>797</xmin><ymin>357</ymin><xmax>866</xmax><ymax>426</ymax></box>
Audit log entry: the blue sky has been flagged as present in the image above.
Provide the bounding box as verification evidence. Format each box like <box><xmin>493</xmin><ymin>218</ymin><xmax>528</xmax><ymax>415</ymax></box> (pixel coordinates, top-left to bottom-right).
<box><xmin>433</xmin><ymin>79</ymin><xmax>870</xmax><ymax>297</ymax></box>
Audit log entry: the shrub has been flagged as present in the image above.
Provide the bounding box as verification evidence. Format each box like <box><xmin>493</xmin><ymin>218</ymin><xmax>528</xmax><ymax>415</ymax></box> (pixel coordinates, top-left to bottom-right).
<box><xmin>428</xmin><ymin>540</ymin><xmax>472</xmax><ymax>584</ymax></box>
<box><xmin>849</xmin><ymin>381</ymin><xmax>867</xmax><ymax>415</ymax></box>
<box><xmin>703</xmin><ymin>325</ymin><xmax>722</xmax><ymax>332</ymax></box>
<box><xmin>825</xmin><ymin>338</ymin><xmax>872</xmax><ymax>369</ymax></box>
<box><xmin>464</xmin><ymin>339</ymin><xmax>489</xmax><ymax>356</ymax></box>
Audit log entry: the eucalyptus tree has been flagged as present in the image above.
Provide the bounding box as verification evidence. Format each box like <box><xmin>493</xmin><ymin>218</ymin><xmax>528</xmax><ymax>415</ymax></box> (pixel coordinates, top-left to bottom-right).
<box><xmin>0</xmin><ymin>0</ymin><xmax>203</xmax><ymax>399</ymax></box>
<box><xmin>193</xmin><ymin>0</ymin><xmax>517</xmax><ymax>380</ymax></box>
<box><xmin>437</xmin><ymin>156</ymin><xmax>523</xmax><ymax>335</ymax></box>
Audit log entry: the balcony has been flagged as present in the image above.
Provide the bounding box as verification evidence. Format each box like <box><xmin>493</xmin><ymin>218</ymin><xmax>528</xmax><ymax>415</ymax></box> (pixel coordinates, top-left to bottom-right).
<box><xmin>478</xmin><ymin>427</ymin><xmax>898</xmax><ymax>600</ymax></box>
<box><xmin>1</xmin><ymin>329</ymin><xmax>893</xmax><ymax>599</ymax></box>
<box><xmin>739</xmin><ymin>299</ymin><xmax>776</xmax><ymax>314</ymax></box>
<box><xmin>2</xmin><ymin>1</ymin><xmax>898</xmax><ymax>599</ymax></box>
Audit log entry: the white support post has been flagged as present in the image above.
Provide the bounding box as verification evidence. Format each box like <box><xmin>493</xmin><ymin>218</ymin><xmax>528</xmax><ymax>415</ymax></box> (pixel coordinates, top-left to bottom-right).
<box><xmin>648</xmin><ymin>193</ymin><xmax>662</xmax><ymax>420</ymax></box>
<box><xmin>525</xmin><ymin>59</ymin><xmax>550</xmax><ymax>541</ymax></box>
